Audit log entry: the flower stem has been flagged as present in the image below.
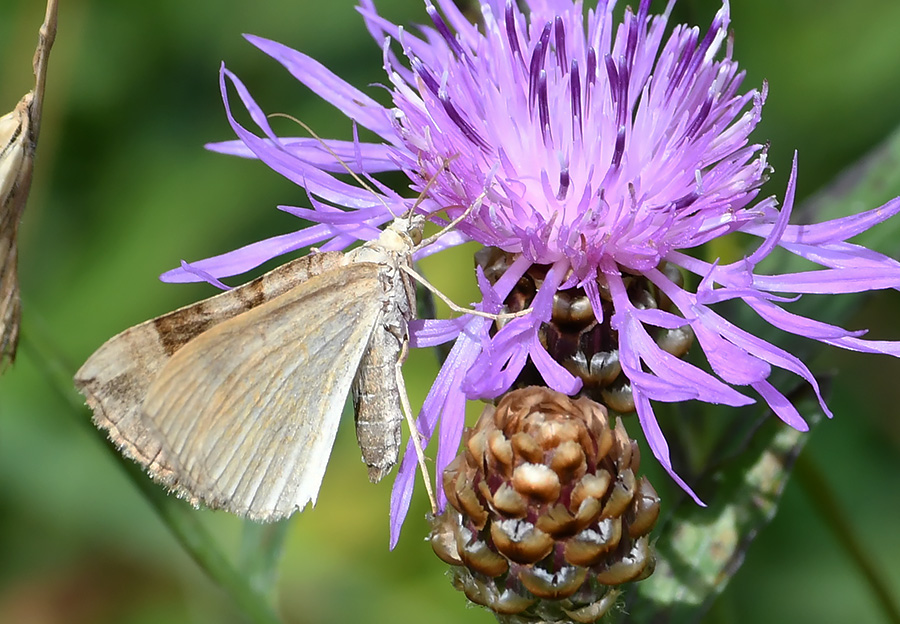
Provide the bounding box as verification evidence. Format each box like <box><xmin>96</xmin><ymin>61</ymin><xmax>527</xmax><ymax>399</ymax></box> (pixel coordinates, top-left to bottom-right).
<box><xmin>19</xmin><ymin>321</ymin><xmax>284</xmax><ymax>624</ymax></box>
<box><xmin>795</xmin><ymin>453</ymin><xmax>900</xmax><ymax>624</ymax></box>
<box><xmin>239</xmin><ymin>519</ymin><xmax>291</xmax><ymax>597</ymax></box>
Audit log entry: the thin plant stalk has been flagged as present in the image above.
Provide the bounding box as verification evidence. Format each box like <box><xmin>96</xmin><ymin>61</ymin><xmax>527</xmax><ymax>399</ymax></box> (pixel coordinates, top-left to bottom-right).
<box><xmin>19</xmin><ymin>319</ymin><xmax>284</xmax><ymax>624</ymax></box>
<box><xmin>795</xmin><ymin>454</ymin><xmax>900</xmax><ymax>624</ymax></box>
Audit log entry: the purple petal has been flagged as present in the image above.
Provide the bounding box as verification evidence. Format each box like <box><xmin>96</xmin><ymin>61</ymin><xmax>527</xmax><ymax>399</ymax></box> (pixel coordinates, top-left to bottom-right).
<box><xmin>219</xmin><ymin>67</ymin><xmax>397</xmax><ymax>210</ymax></box>
<box><xmin>206</xmin><ymin>137</ymin><xmax>403</xmax><ymax>173</ymax></box>
<box><xmin>753</xmin><ymin>380</ymin><xmax>811</xmax><ymax>430</ymax></box>
<box><xmin>160</xmin><ymin>227</ymin><xmax>332</xmax><ymax>282</ymax></box>
<box><xmin>744</xmin><ymin>196</ymin><xmax>900</xmax><ymax>245</ymax></box>
<box><xmin>634</xmin><ymin>392</ymin><xmax>705</xmax><ymax>505</ymax></box>
<box><xmin>745</xmin><ymin>152</ymin><xmax>797</xmax><ymax>265</ymax></box>
<box><xmin>172</xmin><ymin>260</ymin><xmax>231</xmax><ymax>290</ymax></box>
<box><xmin>822</xmin><ymin>335</ymin><xmax>900</xmax><ymax>357</ymax></box>
<box><xmin>744</xmin><ymin>298</ymin><xmax>866</xmax><ymax>340</ymax></box>
<box><xmin>408</xmin><ymin>317</ymin><xmax>471</xmax><ymax>348</ymax></box>
<box><xmin>529</xmin><ymin>337</ymin><xmax>583</xmax><ymax>394</ymax></box>
<box><xmin>245</xmin><ymin>34</ymin><xmax>398</xmax><ymax>141</ymax></box>
<box><xmin>752</xmin><ymin>268</ymin><xmax>900</xmax><ymax>294</ymax></box>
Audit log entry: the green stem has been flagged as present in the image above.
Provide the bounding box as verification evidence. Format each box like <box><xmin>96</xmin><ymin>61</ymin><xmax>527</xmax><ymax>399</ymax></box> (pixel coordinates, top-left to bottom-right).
<box><xmin>240</xmin><ymin>519</ymin><xmax>291</xmax><ymax>597</ymax></box>
<box><xmin>19</xmin><ymin>322</ymin><xmax>283</xmax><ymax>624</ymax></box>
<box><xmin>795</xmin><ymin>453</ymin><xmax>900</xmax><ymax>624</ymax></box>
<box><xmin>136</xmin><ymin>476</ymin><xmax>284</xmax><ymax>624</ymax></box>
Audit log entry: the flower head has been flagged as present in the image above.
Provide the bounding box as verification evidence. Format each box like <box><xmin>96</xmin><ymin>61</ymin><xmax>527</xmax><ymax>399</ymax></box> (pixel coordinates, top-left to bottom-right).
<box><xmin>165</xmin><ymin>0</ymin><xmax>900</xmax><ymax>547</ymax></box>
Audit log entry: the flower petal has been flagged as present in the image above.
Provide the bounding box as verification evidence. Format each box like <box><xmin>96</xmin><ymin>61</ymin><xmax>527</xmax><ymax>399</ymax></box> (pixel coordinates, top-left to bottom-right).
<box><xmin>245</xmin><ymin>34</ymin><xmax>398</xmax><ymax>141</ymax></box>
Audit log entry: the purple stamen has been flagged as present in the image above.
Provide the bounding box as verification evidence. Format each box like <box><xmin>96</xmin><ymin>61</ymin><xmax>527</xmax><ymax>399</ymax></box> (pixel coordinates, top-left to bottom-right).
<box><xmin>413</xmin><ymin>58</ymin><xmax>441</xmax><ymax>96</ymax></box>
<box><xmin>528</xmin><ymin>39</ymin><xmax>545</xmax><ymax>108</ymax></box>
<box><xmin>587</xmin><ymin>47</ymin><xmax>597</xmax><ymax>86</ymax></box>
<box><xmin>440</xmin><ymin>93</ymin><xmax>489</xmax><ymax>150</ymax></box>
<box><xmin>528</xmin><ymin>22</ymin><xmax>552</xmax><ymax>109</ymax></box>
<box><xmin>554</xmin><ymin>16</ymin><xmax>567</xmax><ymax>71</ymax></box>
<box><xmin>426</xmin><ymin>4</ymin><xmax>465</xmax><ymax>59</ymax></box>
<box><xmin>611</xmin><ymin>125</ymin><xmax>626</xmax><ymax>170</ymax></box>
<box><xmin>570</xmin><ymin>59</ymin><xmax>582</xmax><ymax>135</ymax></box>
<box><xmin>685</xmin><ymin>93</ymin><xmax>713</xmax><ymax>139</ymax></box>
<box><xmin>505</xmin><ymin>0</ymin><xmax>524</xmax><ymax>69</ymax></box>
<box><xmin>558</xmin><ymin>167</ymin><xmax>571</xmax><ymax>200</ymax></box>
<box><xmin>538</xmin><ymin>70</ymin><xmax>551</xmax><ymax>143</ymax></box>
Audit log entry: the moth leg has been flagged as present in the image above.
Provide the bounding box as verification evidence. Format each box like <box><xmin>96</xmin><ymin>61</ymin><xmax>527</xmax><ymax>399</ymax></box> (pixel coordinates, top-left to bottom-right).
<box><xmin>396</xmin><ymin>338</ymin><xmax>437</xmax><ymax>514</ymax></box>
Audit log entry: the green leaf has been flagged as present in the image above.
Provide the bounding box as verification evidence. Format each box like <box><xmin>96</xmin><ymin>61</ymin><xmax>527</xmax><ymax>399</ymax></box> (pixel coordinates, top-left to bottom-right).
<box><xmin>625</xmin><ymin>395</ymin><xmax>823</xmax><ymax>624</ymax></box>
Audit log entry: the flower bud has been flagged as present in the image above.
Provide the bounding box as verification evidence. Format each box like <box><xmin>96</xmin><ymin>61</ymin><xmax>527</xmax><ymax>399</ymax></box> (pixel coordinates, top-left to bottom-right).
<box><xmin>431</xmin><ymin>387</ymin><xmax>660</xmax><ymax>623</ymax></box>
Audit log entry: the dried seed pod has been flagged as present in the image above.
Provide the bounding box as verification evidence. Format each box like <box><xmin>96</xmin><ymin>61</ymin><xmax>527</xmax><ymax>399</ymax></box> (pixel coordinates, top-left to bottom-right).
<box><xmin>475</xmin><ymin>248</ymin><xmax>693</xmax><ymax>414</ymax></box>
<box><xmin>430</xmin><ymin>387</ymin><xmax>660</xmax><ymax>623</ymax></box>
<box><xmin>1</xmin><ymin>0</ymin><xmax>58</xmax><ymax>370</ymax></box>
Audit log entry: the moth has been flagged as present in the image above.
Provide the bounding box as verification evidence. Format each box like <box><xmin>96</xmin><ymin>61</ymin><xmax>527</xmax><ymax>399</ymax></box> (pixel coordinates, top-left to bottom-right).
<box><xmin>76</xmin><ymin>214</ymin><xmax>430</xmax><ymax>520</ymax></box>
<box><xmin>1</xmin><ymin>0</ymin><xmax>58</xmax><ymax>368</ymax></box>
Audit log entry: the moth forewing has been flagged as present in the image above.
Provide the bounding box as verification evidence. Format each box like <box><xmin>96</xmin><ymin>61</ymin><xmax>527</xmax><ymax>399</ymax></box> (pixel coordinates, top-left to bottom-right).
<box><xmin>75</xmin><ymin>250</ymin><xmax>361</xmax><ymax>511</ymax></box>
<box><xmin>76</xmin><ymin>214</ymin><xmax>430</xmax><ymax>519</ymax></box>
<box><xmin>140</xmin><ymin>262</ymin><xmax>384</xmax><ymax>519</ymax></box>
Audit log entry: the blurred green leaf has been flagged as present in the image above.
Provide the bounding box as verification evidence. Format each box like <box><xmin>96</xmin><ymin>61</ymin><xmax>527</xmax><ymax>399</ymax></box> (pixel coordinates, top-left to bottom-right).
<box><xmin>625</xmin><ymin>396</ymin><xmax>822</xmax><ymax>624</ymax></box>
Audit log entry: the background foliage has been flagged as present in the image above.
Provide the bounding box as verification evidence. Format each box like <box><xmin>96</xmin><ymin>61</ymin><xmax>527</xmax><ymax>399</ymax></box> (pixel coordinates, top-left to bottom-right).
<box><xmin>1</xmin><ymin>1</ymin><xmax>898</xmax><ymax>623</ymax></box>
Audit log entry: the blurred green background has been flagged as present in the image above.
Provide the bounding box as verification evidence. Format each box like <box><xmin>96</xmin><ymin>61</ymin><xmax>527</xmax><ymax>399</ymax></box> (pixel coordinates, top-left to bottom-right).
<box><xmin>1</xmin><ymin>0</ymin><xmax>899</xmax><ymax>623</ymax></box>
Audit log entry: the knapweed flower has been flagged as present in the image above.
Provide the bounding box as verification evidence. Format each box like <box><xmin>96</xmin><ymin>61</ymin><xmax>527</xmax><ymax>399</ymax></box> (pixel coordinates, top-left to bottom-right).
<box><xmin>163</xmin><ymin>0</ymin><xmax>900</xmax><ymax>547</ymax></box>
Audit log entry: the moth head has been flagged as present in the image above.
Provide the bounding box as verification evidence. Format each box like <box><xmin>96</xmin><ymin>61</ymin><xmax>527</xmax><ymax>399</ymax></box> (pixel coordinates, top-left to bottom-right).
<box><xmin>383</xmin><ymin>214</ymin><xmax>426</xmax><ymax>249</ymax></box>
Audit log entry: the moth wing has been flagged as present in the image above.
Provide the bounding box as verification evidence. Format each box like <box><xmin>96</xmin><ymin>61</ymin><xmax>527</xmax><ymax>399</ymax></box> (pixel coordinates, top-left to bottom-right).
<box><xmin>141</xmin><ymin>262</ymin><xmax>383</xmax><ymax>520</ymax></box>
<box><xmin>75</xmin><ymin>251</ymin><xmax>345</xmax><ymax>479</ymax></box>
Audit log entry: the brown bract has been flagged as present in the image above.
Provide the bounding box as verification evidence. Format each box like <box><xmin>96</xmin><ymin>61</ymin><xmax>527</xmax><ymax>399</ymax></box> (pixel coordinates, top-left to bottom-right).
<box><xmin>431</xmin><ymin>387</ymin><xmax>660</xmax><ymax>623</ymax></box>
<box><xmin>0</xmin><ymin>0</ymin><xmax>58</xmax><ymax>370</ymax></box>
<box><xmin>476</xmin><ymin>247</ymin><xmax>694</xmax><ymax>414</ymax></box>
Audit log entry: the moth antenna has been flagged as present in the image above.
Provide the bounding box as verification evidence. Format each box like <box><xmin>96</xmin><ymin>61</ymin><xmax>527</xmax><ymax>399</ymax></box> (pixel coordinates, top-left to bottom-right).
<box><xmin>410</xmin><ymin>183</ymin><xmax>531</xmax><ymax>321</ymax></box>
<box><xmin>267</xmin><ymin>113</ymin><xmax>401</xmax><ymax>218</ymax></box>
<box><xmin>415</xmin><ymin>186</ymin><xmax>488</xmax><ymax>251</ymax></box>
<box><xmin>267</xmin><ymin>115</ymin><xmax>463</xmax><ymax>230</ymax></box>
<box><xmin>400</xmin><ymin>264</ymin><xmax>532</xmax><ymax>322</ymax></box>
<box><xmin>400</xmin><ymin>155</ymin><xmax>458</xmax><ymax>221</ymax></box>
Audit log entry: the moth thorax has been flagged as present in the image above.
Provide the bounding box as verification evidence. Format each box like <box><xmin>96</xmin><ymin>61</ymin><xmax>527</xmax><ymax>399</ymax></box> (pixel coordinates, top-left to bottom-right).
<box><xmin>378</xmin><ymin>228</ymin><xmax>409</xmax><ymax>253</ymax></box>
<box><xmin>430</xmin><ymin>386</ymin><xmax>660</xmax><ymax>623</ymax></box>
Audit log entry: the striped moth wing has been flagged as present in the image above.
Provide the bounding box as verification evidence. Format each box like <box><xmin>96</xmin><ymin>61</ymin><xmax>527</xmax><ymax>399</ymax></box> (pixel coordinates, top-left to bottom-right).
<box><xmin>75</xmin><ymin>251</ymin><xmax>385</xmax><ymax>519</ymax></box>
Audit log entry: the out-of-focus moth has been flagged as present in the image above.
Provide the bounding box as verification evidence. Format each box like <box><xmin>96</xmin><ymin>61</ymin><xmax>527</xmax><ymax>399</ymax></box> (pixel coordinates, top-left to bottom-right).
<box><xmin>75</xmin><ymin>214</ymin><xmax>434</xmax><ymax>520</ymax></box>
<box><xmin>1</xmin><ymin>0</ymin><xmax>58</xmax><ymax>369</ymax></box>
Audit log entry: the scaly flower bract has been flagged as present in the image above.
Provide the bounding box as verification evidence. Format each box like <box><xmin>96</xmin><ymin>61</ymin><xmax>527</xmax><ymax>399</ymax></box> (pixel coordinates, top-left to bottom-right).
<box><xmin>163</xmin><ymin>0</ymin><xmax>900</xmax><ymax>547</ymax></box>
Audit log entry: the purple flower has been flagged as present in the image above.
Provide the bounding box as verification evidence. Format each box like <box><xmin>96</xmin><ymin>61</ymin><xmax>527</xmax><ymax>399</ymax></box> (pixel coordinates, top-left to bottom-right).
<box><xmin>164</xmin><ymin>0</ymin><xmax>900</xmax><ymax>547</ymax></box>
